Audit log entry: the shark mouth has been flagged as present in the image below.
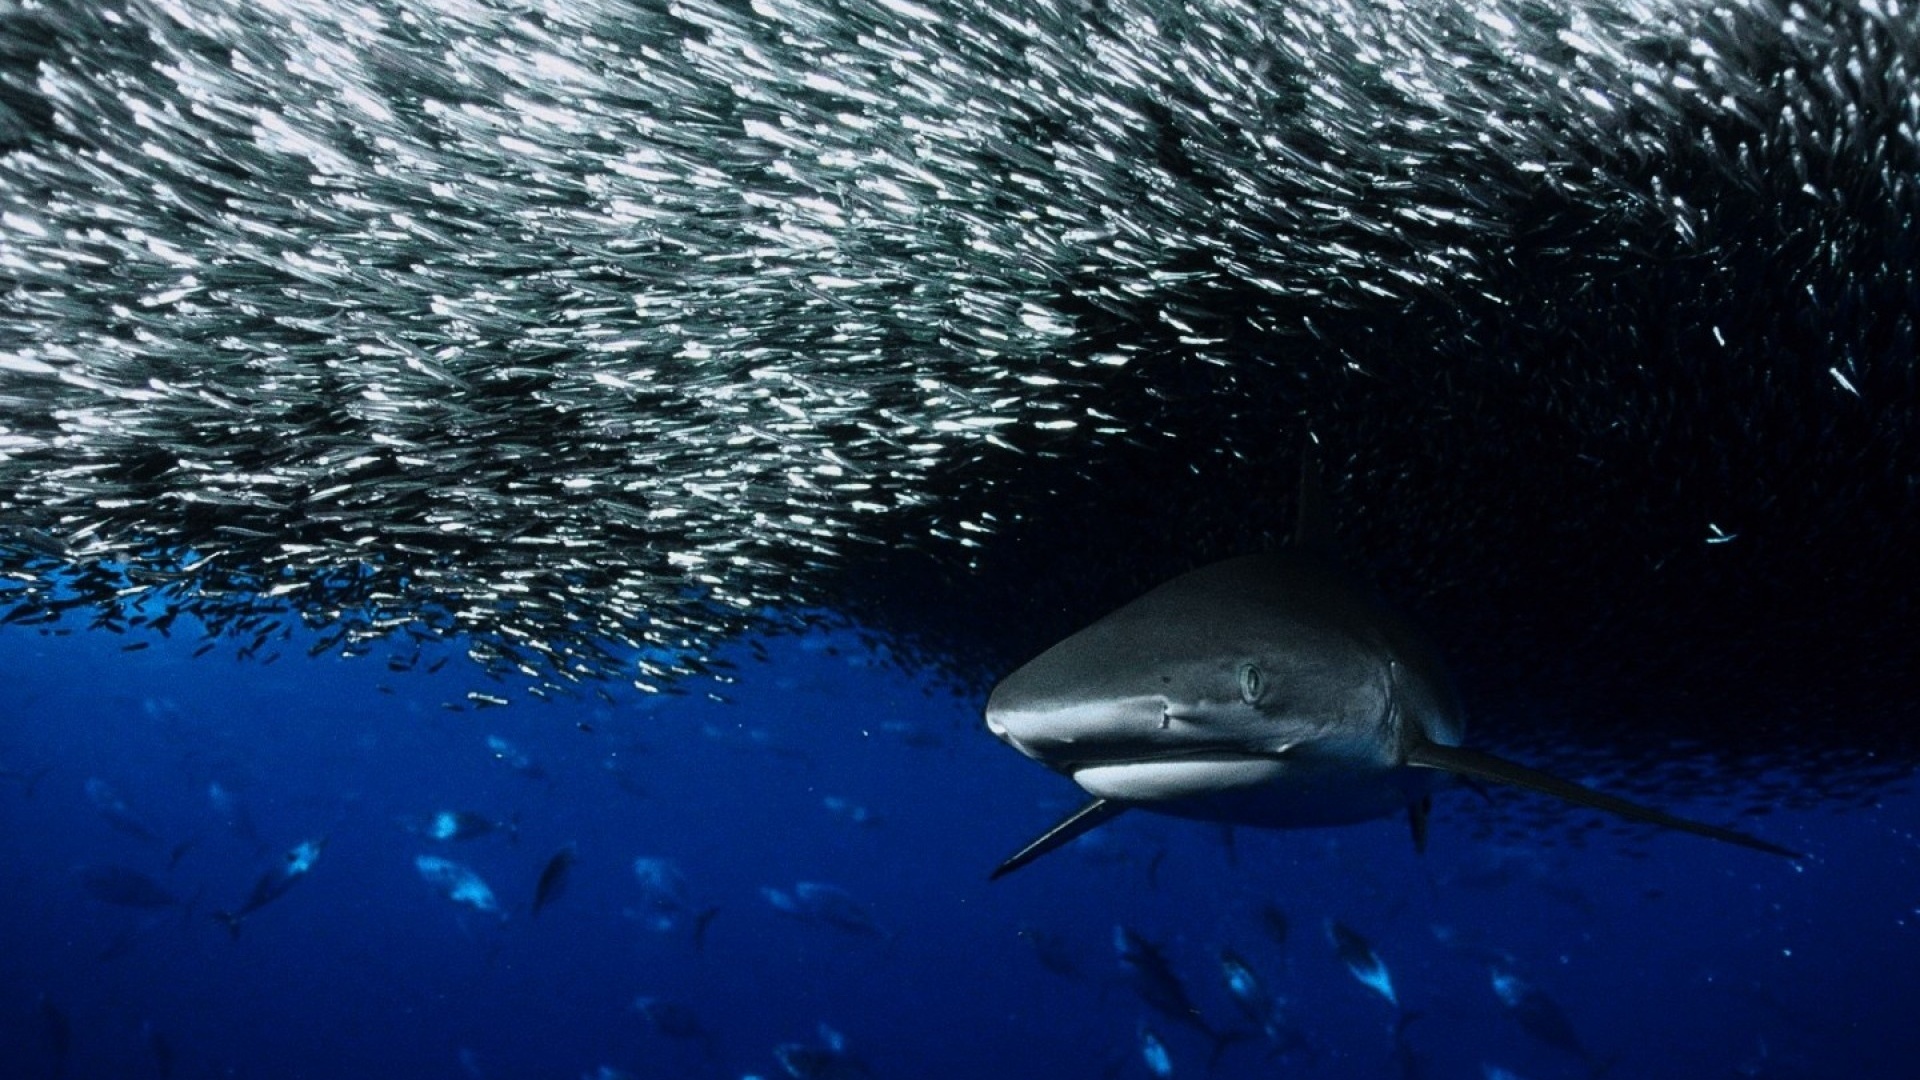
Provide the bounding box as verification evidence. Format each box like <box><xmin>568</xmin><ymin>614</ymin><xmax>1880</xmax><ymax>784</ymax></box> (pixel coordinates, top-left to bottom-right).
<box><xmin>1069</xmin><ymin>752</ymin><xmax>1288</xmax><ymax>803</ymax></box>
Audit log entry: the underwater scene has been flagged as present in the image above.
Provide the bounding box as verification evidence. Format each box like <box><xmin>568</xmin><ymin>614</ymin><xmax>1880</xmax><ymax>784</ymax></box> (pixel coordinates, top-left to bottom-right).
<box><xmin>1</xmin><ymin>0</ymin><xmax>1918</xmax><ymax>1076</ymax></box>
<box><xmin>1</xmin><ymin>613</ymin><xmax>1914</xmax><ymax>1080</ymax></box>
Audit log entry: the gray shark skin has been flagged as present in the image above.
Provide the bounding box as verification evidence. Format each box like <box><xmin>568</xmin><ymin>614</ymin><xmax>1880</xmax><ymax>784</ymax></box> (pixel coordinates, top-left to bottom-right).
<box><xmin>985</xmin><ymin>527</ymin><xmax>1800</xmax><ymax>878</ymax></box>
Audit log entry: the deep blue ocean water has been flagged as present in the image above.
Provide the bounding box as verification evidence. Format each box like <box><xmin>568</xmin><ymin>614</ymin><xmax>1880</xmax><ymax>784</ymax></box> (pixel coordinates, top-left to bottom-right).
<box><xmin>2</xmin><ymin>616</ymin><xmax>1915</xmax><ymax>1080</ymax></box>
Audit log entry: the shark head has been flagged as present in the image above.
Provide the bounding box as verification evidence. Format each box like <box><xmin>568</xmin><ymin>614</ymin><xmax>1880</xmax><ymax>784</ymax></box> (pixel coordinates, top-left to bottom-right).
<box><xmin>987</xmin><ymin>553</ymin><xmax>1462</xmax><ymax>806</ymax></box>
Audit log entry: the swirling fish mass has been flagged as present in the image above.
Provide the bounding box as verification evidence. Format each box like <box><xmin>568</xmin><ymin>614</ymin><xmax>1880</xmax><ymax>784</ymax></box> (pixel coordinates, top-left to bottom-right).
<box><xmin>0</xmin><ymin>0</ymin><xmax>1914</xmax><ymax>804</ymax></box>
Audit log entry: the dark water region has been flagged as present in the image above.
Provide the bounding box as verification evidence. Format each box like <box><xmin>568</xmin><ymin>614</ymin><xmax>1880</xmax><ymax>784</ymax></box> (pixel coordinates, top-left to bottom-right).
<box><xmin>1</xmin><ymin>619</ymin><xmax>1915</xmax><ymax>1080</ymax></box>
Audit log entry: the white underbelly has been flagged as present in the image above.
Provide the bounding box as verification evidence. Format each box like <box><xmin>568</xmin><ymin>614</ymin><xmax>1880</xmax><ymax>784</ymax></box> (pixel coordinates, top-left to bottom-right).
<box><xmin>1072</xmin><ymin>755</ymin><xmax>1288</xmax><ymax>802</ymax></box>
<box><xmin>1073</xmin><ymin>752</ymin><xmax>1437</xmax><ymax>829</ymax></box>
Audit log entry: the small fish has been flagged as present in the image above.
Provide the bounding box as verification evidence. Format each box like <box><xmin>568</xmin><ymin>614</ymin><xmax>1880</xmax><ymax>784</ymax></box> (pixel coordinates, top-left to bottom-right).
<box><xmin>629</xmin><ymin>857</ymin><xmax>692</xmax><ymax>918</ymax></box>
<box><xmin>1489</xmin><ymin>967</ymin><xmax>1588</xmax><ymax>1059</ymax></box>
<box><xmin>215</xmin><ymin>837</ymin><xmax>324</xmax><ymax>939</ymax></box>
<box><xmin>1217</xmin><ymin>948</ymin><xmax>1270</xmax><ymax>1023</ymax></box>
<box><xmin>822</xmin><ymin>796</ymin><xmax>880</xmax><ymax>826</ymax></box>
<box><xmin>626</xmin><ymin>857</ymin><xmax>719</xmax><ymax>947</ymax></box>
<box><xmin>774</xmin><ymin>1024</ymin><xmax>871</xmax><ymax>1080</ymax></box>
<box><xmin>1016</xmin><ymin>925</ymin><xmax>1083</xmax><ymax>979</ymax></box>
<box><xmin>485</xmin><ymin>735</ymin><xmax>546</xmax><ymax>780</ymax></box>
<box><xmin>4</xmin><ymin>525</ymin><xmax>69</xmax><ymax>560</ymax></box>
<box><xmin>1327</xmin><ymin>919</ymin><xmax>1396</xmax><ymax>1007</ymax></box>
<box><xmin>408</xmin><ymin>809</ymin><xmax>506</xmax><ymax>843</ymax></box>
<box><xmin>532</xmin><ymin>844</ymin><xmax>577</xmax><ymax>917</ymax></box>
<box><xmin>1114</xmin><ymin>926</ymin><xmax>1236</xmax><ymax>1057</ymax></box>
<box><xmin>416</xmin><ymin>855</ymin><xmax>505</xmax><ymax>918</ymax></box>
<box><xmin>690</xmin><ymin>905</ymin><xmax>720</xmax><ymax>951</ymax></box>
<box><xmin>85</xmin><ymin>778</ymin><xmax>162</xmax><ymax>845</ymax></box>
<box><xmin>632</xmin><ymin>996</ymin><xmax>719</xmax><ymax>1058</ymax></box>
<box><xmin>1218</xmin><ymin>947</ymin><xmax>1306</xmax><ymax>1056</ymax></box>
<box><xmin>632</xmin><ymin>995</ymin><xmax>705</xmax><ymax>1039</ymax></box>
<box><xmin>77</xmin><ymin>866</ymin><xmax>181</xmax><ymax>909</ymax></box>
<box><xmin>1139</xmin><ymin>1025</ymin><xmax>1175</xmax><ymax>1079</ymax></box>
<box><xmin>762</xmin><ymin>882</ymin><xmax>888</xmax><ymax>939</ymax></box>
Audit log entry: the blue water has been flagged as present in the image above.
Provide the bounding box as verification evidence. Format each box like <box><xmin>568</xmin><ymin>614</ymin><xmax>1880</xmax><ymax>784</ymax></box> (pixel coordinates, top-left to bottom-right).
<box><xmin>2</xmin><ymin>618</ymin><xmax>1915</xmax><ymax>1079</ymax></box>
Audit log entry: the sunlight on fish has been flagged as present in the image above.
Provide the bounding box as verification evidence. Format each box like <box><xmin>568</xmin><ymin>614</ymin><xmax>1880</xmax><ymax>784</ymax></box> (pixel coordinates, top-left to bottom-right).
<box><xmin>415</xmin><ymin>855</ymin><xmax>506</xmax><ymax>920</ymax></box>
<box><xmin>1327</xmin><ymin>919</ymin><xmax>1397</xmax><ymax>1008</ymax></box>
<box><xmin>214</xmin><ymin>838</ymin><xmax>324</xmax><ymax>940</ymax></box>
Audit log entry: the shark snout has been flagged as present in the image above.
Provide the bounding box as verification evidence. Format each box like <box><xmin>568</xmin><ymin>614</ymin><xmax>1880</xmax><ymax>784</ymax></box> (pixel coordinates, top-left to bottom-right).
<box><xmin>984</xmin><ymin>693</ymin><xmax>1195</xmax><ymax>768</ymax></box>
<box><xmin>986</xmin><ymin>699</ymin><xmax>1118</xmax><ymax>759</ymax></box>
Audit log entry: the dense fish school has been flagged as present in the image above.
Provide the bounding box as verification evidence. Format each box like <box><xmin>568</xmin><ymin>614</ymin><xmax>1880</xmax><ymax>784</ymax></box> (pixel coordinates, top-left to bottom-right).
<box><xmin>0</xmin><ymin>1</ymin><xmax>1914</xmax><ymax>799</ymax></box>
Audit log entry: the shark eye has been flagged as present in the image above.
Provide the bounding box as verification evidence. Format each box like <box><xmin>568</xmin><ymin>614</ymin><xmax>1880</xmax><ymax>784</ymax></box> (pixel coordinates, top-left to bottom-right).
<box><xmin>1238</xmin><ymin>662</ymin><xmax>1265</xmax><ymax>703</ymax></box>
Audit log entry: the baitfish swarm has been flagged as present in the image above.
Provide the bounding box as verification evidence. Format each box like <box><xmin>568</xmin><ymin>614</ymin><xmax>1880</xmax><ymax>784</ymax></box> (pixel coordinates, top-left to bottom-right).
<box><xmin>0</xmin><ymin>0</ymin><xmax>1913</xmax><ymax>730</ymax></box>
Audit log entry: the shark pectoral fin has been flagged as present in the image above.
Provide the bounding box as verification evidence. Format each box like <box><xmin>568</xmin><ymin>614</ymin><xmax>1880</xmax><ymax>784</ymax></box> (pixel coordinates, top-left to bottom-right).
<box><xmin>1405</xmin><ymin>743</ymin><xmax>1801</xmax><ymax>859</ymax></box>
<box><xmin>990</xmin><ymin>798</ymin><xmax>1128</xmax><ymax>881</ymax></box>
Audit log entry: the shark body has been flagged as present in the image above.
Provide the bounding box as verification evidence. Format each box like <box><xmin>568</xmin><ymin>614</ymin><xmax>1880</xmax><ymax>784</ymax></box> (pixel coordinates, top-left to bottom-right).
<box><xmin>984</xmin><ymin>483</ymin><xmax>1798</xmax><ymax>878</ymax></box>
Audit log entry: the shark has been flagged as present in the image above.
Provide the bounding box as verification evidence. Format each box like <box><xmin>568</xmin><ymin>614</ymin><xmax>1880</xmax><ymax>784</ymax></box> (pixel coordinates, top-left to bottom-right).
<box><xmin>984</xmin><ymin>464</ymin><xmax>1799</xmax><ymax>879</ymax></box>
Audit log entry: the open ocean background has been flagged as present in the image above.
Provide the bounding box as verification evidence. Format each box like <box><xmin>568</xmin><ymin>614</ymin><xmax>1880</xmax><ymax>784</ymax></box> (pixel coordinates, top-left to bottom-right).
<box><xmin>1</xmin><ymin>611</ymin><xmax>1914</xmax><ymax>1080</ymax></box>
<box><xmin>0</xmin><ymin>1</ymin><xmax>1916</xmax><ymax>1077</ymax></box>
